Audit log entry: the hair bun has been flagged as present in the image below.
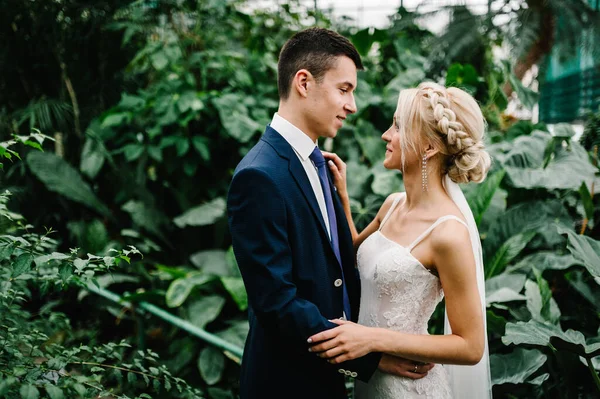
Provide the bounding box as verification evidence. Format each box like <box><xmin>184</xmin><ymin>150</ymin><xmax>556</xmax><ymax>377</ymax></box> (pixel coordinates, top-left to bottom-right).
<box><xmin>447</xmin><ymin>142</ymin><xmax>491</xmax><ymax>183</ymax></box>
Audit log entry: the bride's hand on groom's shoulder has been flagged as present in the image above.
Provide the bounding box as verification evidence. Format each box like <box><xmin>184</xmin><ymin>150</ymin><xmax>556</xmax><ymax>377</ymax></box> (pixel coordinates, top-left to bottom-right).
<box><xmin>307</xmin><ymin>319</ymin><xmax>373</xmax><ymax>363</ymax></box>
<box><xmin>321</xmin><ymin>151</ymin><xmax>348</xmax><ymax>197</ymax></box>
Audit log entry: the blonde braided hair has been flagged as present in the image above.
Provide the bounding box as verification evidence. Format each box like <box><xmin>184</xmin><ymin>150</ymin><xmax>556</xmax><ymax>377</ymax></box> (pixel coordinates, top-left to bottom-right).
<box><xmin>394</xmin><ymin>82</ymin><xmax>491</xmax><ymax>184</ymax></box>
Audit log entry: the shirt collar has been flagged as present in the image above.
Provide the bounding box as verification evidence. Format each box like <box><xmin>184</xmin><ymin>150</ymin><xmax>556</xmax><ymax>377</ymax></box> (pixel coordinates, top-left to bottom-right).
<box><xmin>270</xmin><ymin>113</ymin><xmax>317</xmax><ymax>161</ymax></box>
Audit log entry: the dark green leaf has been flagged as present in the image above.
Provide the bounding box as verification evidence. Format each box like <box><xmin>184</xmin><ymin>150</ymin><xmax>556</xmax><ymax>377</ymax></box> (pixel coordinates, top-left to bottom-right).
<box><xmin>550</xmin><ymin>332</ymin><xmax>600</xmax><ymax>359</ymax></box>
<box><xmin>176</xmin><ymin>138</ymin><xmax>190</xmax><ymax>156</ymax></box>
<box><xmin>0</xmin><ymin>377</ymin><xmax>17</xmax><ymax>396</ymax></box>
<box><xmin>11</xmin><ymin>253</ymin><xmax>34</xmax><ymax>278</ymax></box>
<box><xmin>485</xmin><ymin>273</ymin><xmax>527</xmax><ymax>306</ymax></box>
<box><xmin>502</xmin><ymin>319</ymin><xmax>564</xmax><ymax>348</ymax></box>
<box><xmin>123</xmin><ymin>144</ymin><xmax>145</xmax><ymax>162</ymax></box>
<box><xmin>220</xmin><ymin>277</ymin><xmax>248</xmax><ymax>311</ymax></box>
<box><xmin>491</xmin><ymin>347</ymin><xmax>547</xmax><ymax>386</ymax></box>
<box><xmin>173</xmin><ymin>198</ymin><xmax>226</xmax><ymax>228</ymax></box>
<box><xmin>486</xmin><ymin>231</ymin><xmax>536</xmax><ymax>279</ymax></box>
<box><xmin>213</xmin><ymin>94</ymin><xmax>261</xmax><ymax>143</ymax></box>
<box><xmin>19</xmin><ymin>384</ymin><xmax>39</xmax><ymax>399</ymax></box>
<box><xmin>27</xmin><ymin>152</ymin><xmax>110</xmax><ymax>217</ymax></box>
<box><xmin>198</xmin><ymin>346</ymin><xmax>225</xmax><ymax>385</ymax></box>
<box><xmin>191</xmin><ymin>136</ymin><xmax>210</xmax><ymax>161</ymax></box>
<box><xmin>507</xmin><ymin>252</ymin><xmax>580</xmax><ymax>273</ymax></box>
<box><xmin>525</xmin><ymin>278</ymin><xmax>560</xmax><ymax>325</ymax></box>
<box><xmin>166</xmin><ymin>278</ymin><xmax>193</xmax><ymax>308</ymax></box>
<box><xmin>504</xmin><ymin>60</ymin><xmax>539</xmax><ymax>110</ymax></box>
<box><xmin>188</xmin><ymin>295</ymin><xmax>226</xmax><ymax>329</ymax></box>
<box><xmin>80</xmin><ymin>137</ymin><xmax>105</xmax><ymax>179</ymax></box>
<box><xmin>189</xmin><ymin>250</ymin><xmax>236</xmax><ymax>277</ymax></box>
<box><xmin>559</xmin><ymin>227</ymin><xmax>600</xmax><ymax>278</ymax></box>
<box><xmin>0</xmin><ymin>242</ymin><xmax>17</xmax><ymax>261</ymax></box>
<box><xmin>464</xmin><ymin>170</ymin><xmax>506</xmax><ymax>225</ymax></box>
<box><xmin>102</xmin><ymin>112</ymin><xmax>131</xmax><ymax>128</ymax></box>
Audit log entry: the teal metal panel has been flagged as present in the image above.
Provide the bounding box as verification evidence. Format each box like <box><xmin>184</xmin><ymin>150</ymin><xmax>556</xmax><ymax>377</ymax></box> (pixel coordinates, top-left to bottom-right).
<box><xmin>540</xmin><ymin>66</ymin><xmax>600</xmax><ymax>123</ymax></box>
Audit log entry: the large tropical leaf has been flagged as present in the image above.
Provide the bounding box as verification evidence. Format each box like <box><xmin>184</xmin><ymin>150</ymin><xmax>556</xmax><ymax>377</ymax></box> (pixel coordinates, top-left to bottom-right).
<box><xmin>190</xmin><ymin>249</ymin><xmax>238</xmax><ymax>277</ymax></box>
<box><xmin>174</xmin><ymin>198</ymin><xmax>226</xmax><ymax>228</ymax></box>
<box><xmin>501</xmin><ymin>130</ymin><xmax>548</xmax><ymax>169</ymax></box>
<box><xmin>220</xmin><ymin>277</ymin><xmax>248</xmax><ymax>311</ymax></box>
<box><xmin>371</xmin><ymin>165</ymin><xmax>403</xmax><ymax>197</ymax></box>
<box><xmin>187</xmin><ymin>295</ymin><xmax>226</xmax><ymax>329</ymax></box>
<box><xmin>504</xmin><ymin>60</ymin><xmax>539</xmax><ymax>110</ymax></box>
<box><xmin>525</xmin><ymin>279</ymin><xmax>560</xmax><ymax>325</ymax></box>
<box><xmin>345</xmin><ymin>161</ymin><xmax>372</xmax><ymax>199</ymax></box>
<box><xmin>502</xmin><ymin>320</ymin><xmax>598</xmax><ymax>359</ymax></box>
<box><xmin>507</xmin><ymin>252</ymin><xmax>580</xmax><ymax>274</ymax></box>
<box><xmin>27</xmin><ymin>152</ymin><xmax>110</xmax><ymax>217</ymax></box>
<box><xmin>483</xmin><ymin>200</ymin><xmax>570</xmax><ymax>261</ymax></box>
<box><xmin>559</xmin><ymin>227</ymin><xmax>600</xmax><ymax>279</ymax></box>
<box><xmin>490</xmin><ymin>347</ymin><xmax>547</xmax><ymax>386</ymax></box>
<box><xmin>502</xmin><ymin>319</ymin><xmax>564</xmax><ymax>348</ymax></box>
<box><xmin>122</xmin><ymin>200</ymin><xmax>170</xmax><ymax>243</ymax></box>
<box><xmin>549</xmin><ymin>331</ymin><xmax>600</xmax><ymax>359</ymax></box>
<box><xmin>213</xmin><ymin>94</ymin><xmax>262</xmax><ymax>143</ymax></box>
<box><xmin>486</xmin><ymin>231</ymin><xmax>536</xmax><ymax>279</ymax></box>
<box><xmin>352</xmin><ymin>120</ymin><xmax>386</xmax><ymax>165</ymax></box>
<box><xmin>198</xmin><ymin>346</ymin><xmax>225</xmax><ymax>385</ymax></box>
<box><xmin>504</xmin><ymin>135</ymin><xmax>596</xmax><ymax>190</ymax></box>
<box><xmin>165</xmin><ymin>273</ymin><xmax>214</xmax><ymax>308</ymax></box>
<box><xmin>485</xmin><ymin>272</ymin><xmax>527</xmax><ymax>306</ymax></box>
<box><xmin>567</xmin><ymin>270</ymin><xmax>600</xmax><ymax>311</ymax></box>
<box><xmin>464</xmin><ymin>169</ymin><xmax>506</xmax><ymax>225</ymax></box>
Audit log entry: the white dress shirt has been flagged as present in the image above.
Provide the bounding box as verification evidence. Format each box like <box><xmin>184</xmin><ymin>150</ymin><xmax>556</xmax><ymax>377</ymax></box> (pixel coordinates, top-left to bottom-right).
<box><xmin>270</xmin><ymin>113</ymin><xmax>331</xmax><ymax>239</ymax></box>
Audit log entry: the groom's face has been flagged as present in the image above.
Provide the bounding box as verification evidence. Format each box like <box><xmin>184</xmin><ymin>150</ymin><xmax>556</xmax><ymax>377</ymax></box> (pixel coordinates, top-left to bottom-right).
<box><xmin>305</xmin><ymin>56</ymin><xmax>358</xmax><ymax>139</ymax></box>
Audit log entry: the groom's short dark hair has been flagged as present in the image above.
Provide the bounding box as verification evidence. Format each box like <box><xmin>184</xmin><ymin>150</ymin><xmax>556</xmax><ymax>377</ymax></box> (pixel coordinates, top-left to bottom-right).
<box><xmin>277</xmin><ymin>27</ymin><xmax>363</xmax><ymax>100</ymax></box>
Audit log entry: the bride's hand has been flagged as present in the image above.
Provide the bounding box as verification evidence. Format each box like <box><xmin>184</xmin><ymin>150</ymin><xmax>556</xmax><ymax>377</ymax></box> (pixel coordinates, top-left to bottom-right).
<box><xmin>321</xmin><ymin>151</ymin><xmax>348</xmax><ymax>197</ymax></box>
<box><xmin>307</xmin><ymin>319</ymin><xmax>373</xmax><ymax>363</ymax></box>
<box><xmin>378</xmin><ymin>354</ymin><xmax>435</xmax><ymax>379</ymax></box>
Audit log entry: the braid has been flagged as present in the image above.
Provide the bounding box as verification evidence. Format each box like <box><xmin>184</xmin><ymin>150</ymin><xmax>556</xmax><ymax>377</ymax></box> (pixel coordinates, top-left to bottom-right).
<box><xmin>415</xmin><ymin>82</ymin><xmax>490</xmax><ymax>183</ymax></box>
<box><xmin>420</xmin><ymin>85</ymin><xmax>475</xmax><ymax>152</ymax></box>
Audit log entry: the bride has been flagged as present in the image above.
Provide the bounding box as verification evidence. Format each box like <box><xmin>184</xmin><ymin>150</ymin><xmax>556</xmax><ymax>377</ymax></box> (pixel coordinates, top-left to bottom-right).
<box><xmin>308</xmin><ymin>82</ymin><xmax>492</xmax><ymax>398</ymax></box>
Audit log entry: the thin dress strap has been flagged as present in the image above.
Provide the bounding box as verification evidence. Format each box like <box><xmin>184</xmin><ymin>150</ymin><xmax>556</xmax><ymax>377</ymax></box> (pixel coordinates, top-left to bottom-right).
<box><xmin>407</xmin><ymin>215</ymin><xmax>468</xmax><ymax>252</ymax></box>
<box><xmin>378</xmin><ymin>193</ymin><xmax>405</xmax><ymax>231</ymax></box>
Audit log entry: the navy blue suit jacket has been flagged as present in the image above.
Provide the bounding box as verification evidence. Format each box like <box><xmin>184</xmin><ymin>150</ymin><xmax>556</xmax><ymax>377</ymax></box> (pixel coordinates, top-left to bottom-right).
<box><xmin>227</xmin><ymin>126</ymin><xmax>382</xmax><ymax>399</ymax></box>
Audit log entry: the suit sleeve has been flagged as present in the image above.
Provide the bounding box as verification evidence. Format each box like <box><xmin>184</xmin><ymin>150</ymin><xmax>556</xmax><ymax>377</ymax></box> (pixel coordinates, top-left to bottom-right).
<box><xmin>227</xmin><ymin>167</ymin><xmax>381</xmax><ymax>381</ymax></box>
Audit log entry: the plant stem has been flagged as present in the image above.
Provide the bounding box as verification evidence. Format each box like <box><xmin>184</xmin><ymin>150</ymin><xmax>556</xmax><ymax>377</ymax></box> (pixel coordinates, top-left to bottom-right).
<box><xmin>75</xmin><ymin>361</ymin><xmax>158</xmax><ymax>380</ymax></box>
<box><xmin>585</xmin><ymin>357</ymin><xmax>600</xmax><ymax>391</ymax></box>
<box><xmin>587</xmin><ymin>357</ymin><xmax>600</xmax><ymax>393</ymax></box>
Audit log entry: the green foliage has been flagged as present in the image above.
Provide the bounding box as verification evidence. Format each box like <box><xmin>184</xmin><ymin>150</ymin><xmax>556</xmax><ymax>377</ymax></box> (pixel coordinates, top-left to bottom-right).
<box><xmin>1</xmin><ymin>1</ymin><xmax>600</xmax><ymax>397</ymax></box>
<box><xmin>0</xmin><ymin>191</ymin><xmax>203</xmax><ymax>398</ymax></box>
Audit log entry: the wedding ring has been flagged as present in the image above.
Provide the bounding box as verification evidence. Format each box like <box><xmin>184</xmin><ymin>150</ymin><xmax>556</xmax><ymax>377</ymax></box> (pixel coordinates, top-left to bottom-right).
<box><xmin>413</xmin><ymin>364</ymin><xmax>418</xmax><ymax>373</ymax></box>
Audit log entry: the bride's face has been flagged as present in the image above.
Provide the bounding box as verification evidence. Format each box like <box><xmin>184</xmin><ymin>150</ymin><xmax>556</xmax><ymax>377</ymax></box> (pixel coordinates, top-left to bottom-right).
<box><xmin>382</xmin><ymin>114</ymin><xmax>420</xmax><ymax>171</ymax></box>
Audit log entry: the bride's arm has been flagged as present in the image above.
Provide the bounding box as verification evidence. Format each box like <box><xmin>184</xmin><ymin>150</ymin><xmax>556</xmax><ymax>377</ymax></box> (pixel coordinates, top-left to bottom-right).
<box><xmin>322</xmin><ymin>151</ymin><xmax>399</xmax><ymax>250</ymax></box>
<box><xmin>307</xmin><ymin>221</ymin><xmax>485</xmax><ymax>366</ymax></box>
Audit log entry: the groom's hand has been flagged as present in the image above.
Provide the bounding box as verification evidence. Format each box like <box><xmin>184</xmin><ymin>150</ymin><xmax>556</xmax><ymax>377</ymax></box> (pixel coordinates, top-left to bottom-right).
<box><xmin>378</xmin><ymin>354</ymin><xmax>434</xmax><ymax>380</ymax></box>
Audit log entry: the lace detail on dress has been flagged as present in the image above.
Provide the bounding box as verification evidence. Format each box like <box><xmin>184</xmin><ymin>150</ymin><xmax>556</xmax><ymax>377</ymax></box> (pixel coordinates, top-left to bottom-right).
<box><xmin>354</xmin><ymin>195</ymin><xmax>465</xmax><ymax>399</ymax></box>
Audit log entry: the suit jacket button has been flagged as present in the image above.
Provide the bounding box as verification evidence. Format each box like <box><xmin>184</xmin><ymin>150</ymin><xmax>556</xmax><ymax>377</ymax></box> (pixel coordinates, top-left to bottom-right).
<box><xmin>338</xmin><ymin>369</ymin><xmax>345</xmax><ymax>374</ymax></box>
<box><xmin>351</xmin><ymin>372</ymin><xmax>358</xmax><ymax>378</ymax></box>
<box><xmin>345</xmin><ymin>370</ymin><xmax>352</xmax><ymax>376</ymax></box>
<box><xmin>334</xmin><ymin>279</ymin><xmax>343</xmax><ymax>287</ymax></box>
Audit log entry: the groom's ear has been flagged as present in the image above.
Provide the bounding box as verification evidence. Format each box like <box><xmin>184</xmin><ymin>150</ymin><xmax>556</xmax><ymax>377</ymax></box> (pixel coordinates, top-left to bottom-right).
<box><xmin>292</xmin><ymin>69</ymin><xmax>312</xmax><ymax>98</ymax></box>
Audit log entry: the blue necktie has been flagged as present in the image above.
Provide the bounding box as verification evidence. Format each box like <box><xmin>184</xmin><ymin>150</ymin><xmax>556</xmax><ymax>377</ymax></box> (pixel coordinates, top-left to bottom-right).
<box><xmin>309</xmin><ymin>147</ymin><xmax>351</xmax><ymax>320</ymax></box>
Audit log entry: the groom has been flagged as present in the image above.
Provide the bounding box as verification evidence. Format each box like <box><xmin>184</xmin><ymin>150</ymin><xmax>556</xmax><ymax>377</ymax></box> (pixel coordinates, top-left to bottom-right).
<box><xmin>228</xmin><ymin>28</ymin><xmax>410</xmax><ymax>399</ymax></box>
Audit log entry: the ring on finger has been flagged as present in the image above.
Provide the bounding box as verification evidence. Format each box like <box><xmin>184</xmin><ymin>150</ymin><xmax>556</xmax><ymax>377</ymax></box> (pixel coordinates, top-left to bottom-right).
<box><xmin>413</xmin><ymin>364</ymin><xmax>418</xmax><ymax>373</ymax></box>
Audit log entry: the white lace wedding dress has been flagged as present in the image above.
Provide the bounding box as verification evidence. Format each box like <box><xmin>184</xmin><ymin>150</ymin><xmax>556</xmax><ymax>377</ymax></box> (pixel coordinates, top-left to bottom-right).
<box><xmin>354</xmin><ymin>193</ymin><xmax>467</xmax><ymax>399</ymax></box>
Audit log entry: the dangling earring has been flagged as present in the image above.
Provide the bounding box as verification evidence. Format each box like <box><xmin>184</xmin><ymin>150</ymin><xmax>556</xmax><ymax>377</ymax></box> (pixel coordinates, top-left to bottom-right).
<box><xmin>422</xmin><ymin>154</ymin><xmax>428</xmax><ymax>192</ymax></box>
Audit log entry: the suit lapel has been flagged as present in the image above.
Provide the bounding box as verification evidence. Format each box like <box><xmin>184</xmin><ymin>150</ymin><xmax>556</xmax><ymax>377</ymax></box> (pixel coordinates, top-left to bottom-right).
<box><xmin>261</xmin><ymin>127</ymin><xmax>337</xmax><ymax>260</ymax></box>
